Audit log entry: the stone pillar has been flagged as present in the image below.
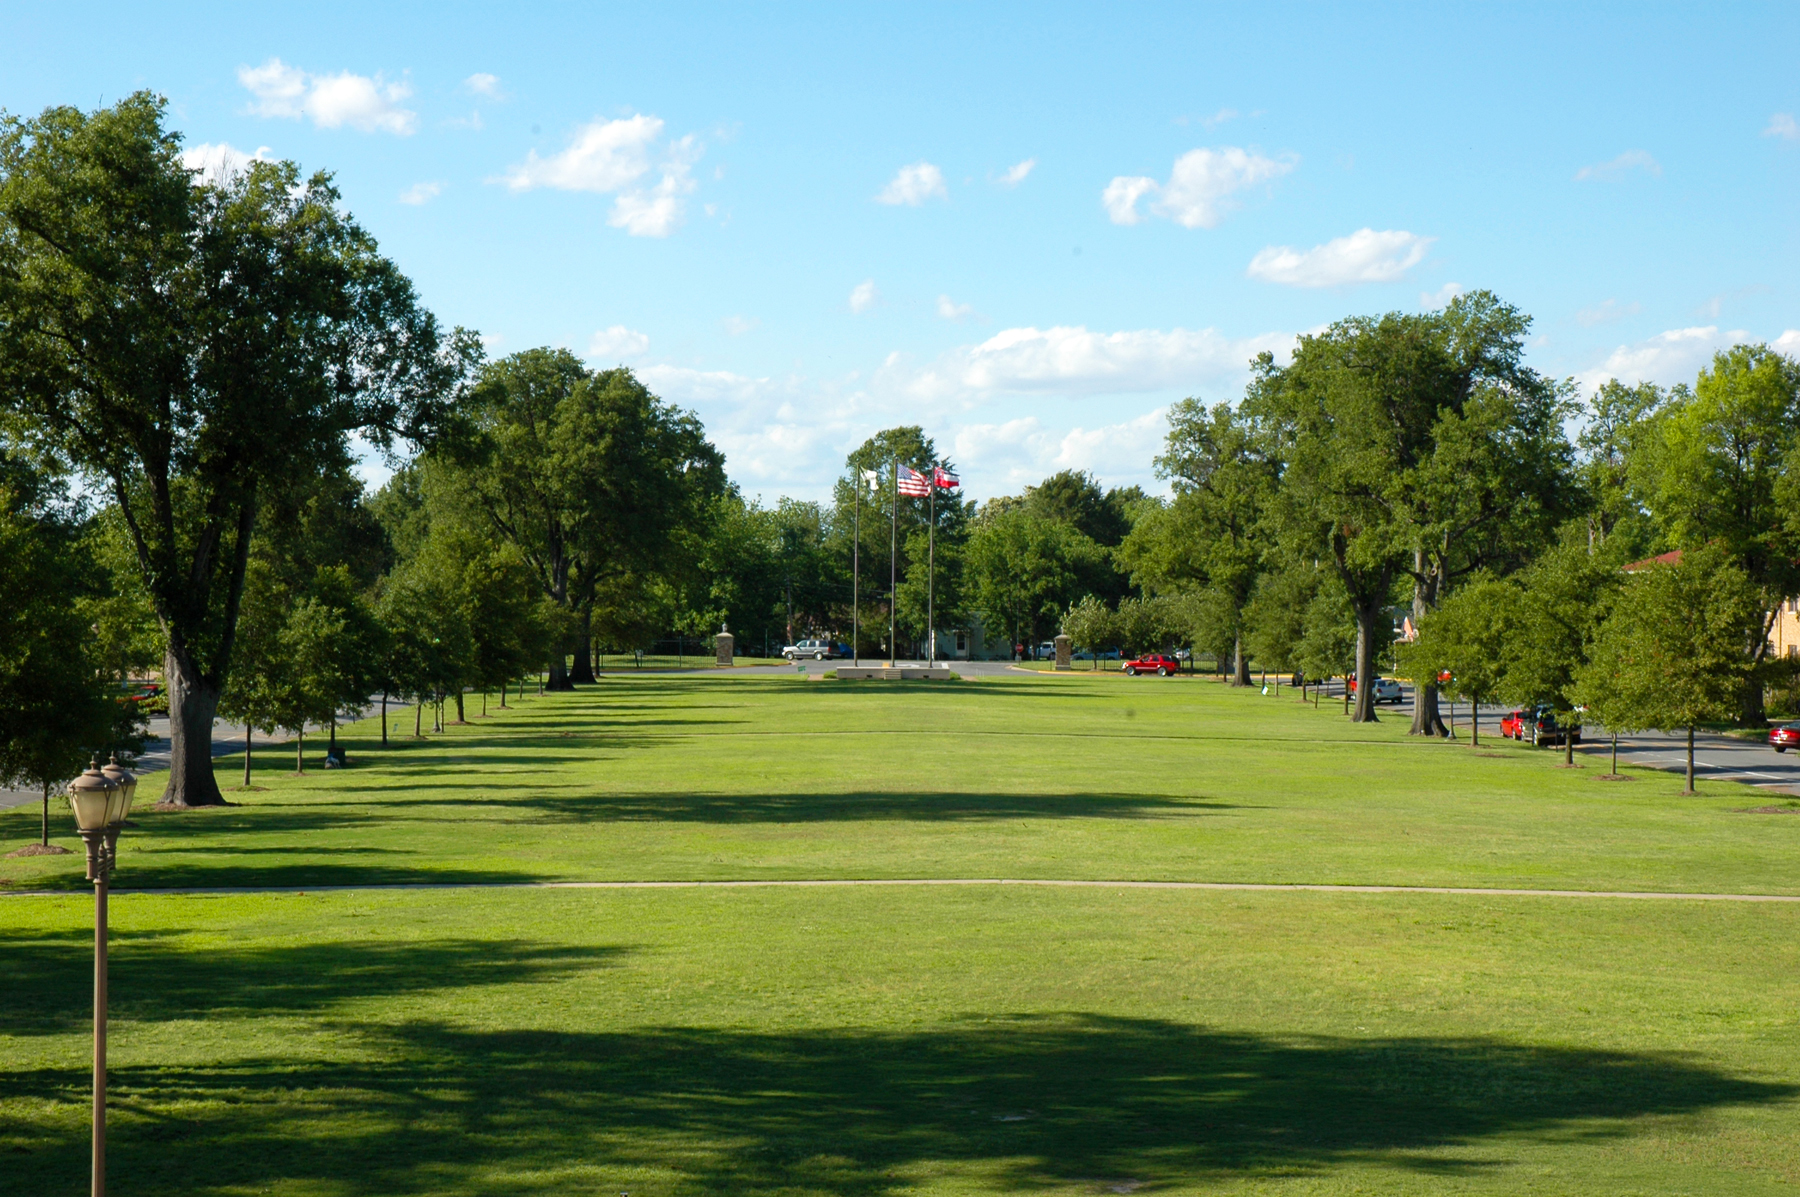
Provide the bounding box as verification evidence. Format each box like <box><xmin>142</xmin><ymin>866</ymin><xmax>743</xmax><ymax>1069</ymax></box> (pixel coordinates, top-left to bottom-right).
<box><xmin>1054</xmin><ymin>634</ymin><xmax>1072</xmax><ymax>671</ymax></box>
<box><xmin>714</xmin><ymin>631</ymin><xmax>734</xmax><ymax>667</ymax></box>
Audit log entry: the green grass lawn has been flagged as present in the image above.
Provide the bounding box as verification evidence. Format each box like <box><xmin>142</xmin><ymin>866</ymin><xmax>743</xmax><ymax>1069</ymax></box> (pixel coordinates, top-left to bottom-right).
<box><xmin>4</xmin><ymin>671</ymin><xmax>1796</xmax><ymax>895</ymax></box>
<box><xmin>4</xmin><ymin>672</ymin><xmax>1800</xmax><ymax>1194</ymax></box>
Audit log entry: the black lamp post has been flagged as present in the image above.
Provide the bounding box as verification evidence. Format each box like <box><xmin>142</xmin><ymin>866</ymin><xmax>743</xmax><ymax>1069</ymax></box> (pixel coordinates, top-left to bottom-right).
<box><xmin>67</xmin><ymin>754</ymin><xmax>136</xmax><ymax>1197</ymax></box>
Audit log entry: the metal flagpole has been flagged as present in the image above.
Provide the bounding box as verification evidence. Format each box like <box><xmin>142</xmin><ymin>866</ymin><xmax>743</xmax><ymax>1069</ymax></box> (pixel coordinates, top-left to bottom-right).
<box><xmin>889</xmin><ymin>461</ymin><xmax>898</xmax><ymax>667</ymax></box>
<box><xmin>852</xmin><ymin>476</ymin><xmax>860</xmax><ymax>668</ymax></box>
<box><xmin>927</xmin><ymin>474</ymin><xmax>936</xmax><ymax>665</ymax></box>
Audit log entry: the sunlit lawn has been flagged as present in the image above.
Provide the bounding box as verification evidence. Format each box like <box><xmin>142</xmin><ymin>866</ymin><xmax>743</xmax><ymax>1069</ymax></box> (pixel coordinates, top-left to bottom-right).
<box><xmin>3</xmin><ymin>670</ymin><xmax>1796</xmax><ymax>895</ymax></box>
<box><xmin>4</xmin><ymin>672</ymin><xmax>1800</xmax><ymax>1194</ymax></box>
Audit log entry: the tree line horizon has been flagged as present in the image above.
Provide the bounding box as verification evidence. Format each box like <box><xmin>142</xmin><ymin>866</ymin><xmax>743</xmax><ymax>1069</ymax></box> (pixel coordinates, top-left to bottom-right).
<box><xmin>2</xmin><ymin>93</ymin><xmax>1797</xmax><ymax>811</ymax></box>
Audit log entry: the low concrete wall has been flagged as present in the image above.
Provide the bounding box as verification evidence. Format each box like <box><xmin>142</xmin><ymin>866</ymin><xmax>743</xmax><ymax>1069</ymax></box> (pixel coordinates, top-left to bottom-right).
<box><xmin>836</xmin><ymin>667</ymin><xmax>956</xmax><ymax>680</ymax></box>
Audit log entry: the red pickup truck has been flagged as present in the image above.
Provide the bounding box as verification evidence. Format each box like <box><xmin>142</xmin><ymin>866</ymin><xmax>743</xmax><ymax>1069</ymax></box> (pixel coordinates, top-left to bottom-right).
<box><xmin>1121</xmin><ymin>654</ymin><xmax>1181</xmax><ymax>677</ymax></box>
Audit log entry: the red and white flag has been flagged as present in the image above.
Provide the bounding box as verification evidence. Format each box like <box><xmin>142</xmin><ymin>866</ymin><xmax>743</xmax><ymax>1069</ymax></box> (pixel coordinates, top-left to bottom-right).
<box><xmin>933</xmin><ymin>467</ymin><xmax>959</xmax><ymax>488</ymax></box>
<box><xmin>897</xmin><ymin>465</ymin><xmax>932</xmax><ymax>497</ymax></box>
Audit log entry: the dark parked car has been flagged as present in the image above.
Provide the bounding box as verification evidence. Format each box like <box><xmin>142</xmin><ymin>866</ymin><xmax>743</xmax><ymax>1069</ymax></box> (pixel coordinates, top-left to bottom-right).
<box><xmin>1122</xmin><ymin>654</ymin><xmax>1182</xmax><ymax>677</ymax></box>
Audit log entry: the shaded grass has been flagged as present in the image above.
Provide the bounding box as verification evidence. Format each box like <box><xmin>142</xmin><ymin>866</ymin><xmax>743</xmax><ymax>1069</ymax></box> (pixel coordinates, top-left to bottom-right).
<box><xmin>4</xmin><ymin>885</ymin><xmax>1800</xmax><ymax>1195</ymax></box>
<box><xmin>4</xmin><ymin>671</ymin><xmax>1798</xmax><ymax>894</ymax></box>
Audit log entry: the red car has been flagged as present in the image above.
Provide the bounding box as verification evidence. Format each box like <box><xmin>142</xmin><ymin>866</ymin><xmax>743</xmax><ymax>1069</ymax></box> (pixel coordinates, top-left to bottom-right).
<box><xmin>1500</xmin><ymin>705</ymin><xmax>1581</xmax><ymax>746</ymax></box>
<box><xmin>1770</xmin><ymin>724</ymin><xmax>1800</xmax><ymax>753</ymax></box>
<box><xmin>1122</xmin><ymin>654</ymin><xmax>1182</xmax><ymax>677</ymax></box>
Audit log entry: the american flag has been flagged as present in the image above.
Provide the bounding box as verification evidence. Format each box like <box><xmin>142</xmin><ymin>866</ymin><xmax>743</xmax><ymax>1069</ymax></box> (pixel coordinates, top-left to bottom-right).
<box><xmin>896</xmin><ymin>465</ymin><xmax>932</xmax><ymax>496</ymax></box>
<box><xmin>933</xmin><ymin>467</ymin><xmax>959</xmax><ymax>488</ymax></box>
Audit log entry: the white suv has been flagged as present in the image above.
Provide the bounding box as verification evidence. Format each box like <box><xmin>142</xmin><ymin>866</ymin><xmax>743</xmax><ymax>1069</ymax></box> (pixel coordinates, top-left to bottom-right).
<box><xmin>782</xmin><ymin>639</ymin><xmax>834</xmax><ymax>661</ymax></box>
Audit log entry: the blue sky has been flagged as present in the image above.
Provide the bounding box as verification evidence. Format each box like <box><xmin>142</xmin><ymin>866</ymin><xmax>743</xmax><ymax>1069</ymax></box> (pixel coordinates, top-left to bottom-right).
<box><xmin>6</xmin><ymin>2</ymin><xmax>1799</xmax><ymax>502</ymax></box>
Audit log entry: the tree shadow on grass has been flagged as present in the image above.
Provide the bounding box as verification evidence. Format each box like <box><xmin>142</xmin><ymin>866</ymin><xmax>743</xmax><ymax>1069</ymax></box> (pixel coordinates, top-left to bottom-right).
<box><xmin>499</xmin><ymin>788</ymin><xmax>1232</xmax><ymax>824</ymax></box>
<box><xmin>10</xmin><ymin>858</ymin><xmax>547</xmax><ymax>895</ymax></box>
<box><xmin>4</xmin><ymin>1012</ymin><xmax>1790</xmax><ymax>1196</ymax></box>
<box><xmin>0</xmin><ymin>928</ymin><xmax>630</xmax><ymax>1036</ymax></box>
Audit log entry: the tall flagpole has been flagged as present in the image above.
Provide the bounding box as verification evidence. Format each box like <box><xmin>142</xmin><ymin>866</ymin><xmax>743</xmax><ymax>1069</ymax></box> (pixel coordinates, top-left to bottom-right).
<box><xmin>888</xmin><ymin>461</ymin><xmax>898</xmax><ymax>667</ymax></box>
<box><xmin>927</xmin><ymin>473</ymin><xmax>936</xmax><ymax>666</ymax></box>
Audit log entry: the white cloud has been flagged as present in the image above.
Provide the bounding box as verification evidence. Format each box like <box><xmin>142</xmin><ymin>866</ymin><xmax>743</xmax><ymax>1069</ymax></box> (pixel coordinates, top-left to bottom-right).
<box><xmin>496</xmin><ymin>116</ymin><xmax>699</xmax><ymax>237</ymax></box>
<box><xmin>238</xmin><ymin>58</ymin><xmax>416</xmax><ymax>135</ymax></box>
<box><xmin>936</xmin><ymin>295</ymin><xmax>976</xmax><ymax>321</ymax></box>
<box><xmin>1574</xmin><ymin>326</ymin><xmax>1750</xmax><ymax>392</ymax></box>
<box><xmin>1764</xmin><ymin>113</ymin><xmax>1798</xmax><ymax>140</ymax></box>
<box><xmin>1774</xmin><ymin>330</ymin><xmax>1800</xmax><ymax>356</ymax></box>
<box><xmin>1104</xmin><ymin>147</ymin><xmax>1296</xmax><ymax>228</ymax></box>
<box><xmin>1420</xmin><ymin>282</ymin><xmax>1463</xmax><ymax>309</ymax></box>
<box><xmin>1574</xmin><ymin>150</ymin><xmax>1661</xmax><ymax>181</ymax></box>
<box><xmin>891</xmin><ymin>324</ymin><xmax>1295</xmax><ymax>401</ymax></box>
<box><xmin>180</xmin><ymin>141</ymin><xmax>271</xmax><ymax>182</ymax></box>
<box><xmin>1199</xmin><ymin>107</ymin><xmax>1239</xmax><ymax>129</ymax></box>
<box><xmin>1247</xmin><ymin>228</ymin><xmax>1433</xmax><ymax>287</ymax></box>
<box><xmin>876</xmin><ymin>161</ymin><xmax>948</xmax><ymax>205</ymax></box>
<box><xmin>722</xmin><ymin>315</ymin><xmax>759</xmax><ymax>336</ymax></box>
<box><xmin>398</xmin><ymin>181</ymin><xmax>442</xmax><ymax>205</ymax></box>
<box><xmin>849</xmin><ymin>280</ymin><xmax>878</xmax><ymax>313</ymax></box>
<box><xmin>462</xmin><ymin>73</ymin><xmax>504</xmax><ymax>99</ymax></box>
<box><xmin>587</xmin><ymin>325</ymin><xmax>650</xmax><ymax>359</ymax></box>
<box><xmin>1575</xmin><ymin>298</ymin><xmax>1641</xmax><ymax>326</ymax></box>
<box><xmin>999</xmin><ymin>158</ymin><xmax>1035</xmax><ymax>186</ymax></box>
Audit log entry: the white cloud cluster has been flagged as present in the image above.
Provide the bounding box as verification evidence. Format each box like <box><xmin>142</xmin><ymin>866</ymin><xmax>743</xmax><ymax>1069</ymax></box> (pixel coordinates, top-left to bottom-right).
<box><xmin>588</xmin><ymin>325</ymin><xmax>650</xmax><ymax>359</ymax></box>
<box><xmin>1103</xmin><ymin>146</ymin><xmax>1296</xmax><ymax>228</ymax></box>
<box><xmin>1574</xmin><ymin>325</ymin><xmax>1747</xmax><ymax>392</ymax></box>
<box><xmin>180</xmin><ymin>141</ymin><xmax>271</xmax><ymax>182</ymax></box>
<box><xmin>1765</xmin><ymin>113</ymin><xmax>1798</xmax><ymax>140</ymax></box>
<box><xmin>496</xmin><ymin>115</ymin><xmax>699</xmax><ymax>237</ymax></box>
<box><xmin>1420</xmin><ymin>282</ymin><xmax>1463</xmax><ymax>309</ymax></box>
<box><xmin>876</xmin><ymin>161</ymin><xmax>948</xmax><ymax>205</ymax></box>
<box><xmin>462</xmin><ymin>73</ymin><xmax>504</xmax><ymax>99</ymax></box>
<box><xmin>398</xmin><ymin>181</ymin><xmax>442</xmax><ymax>205</ymax></box>
<box><xmin>999</xmin><ymin>158</ymin><xmax>1035</xmax><ymax>186</ymax></box>
<box><xmin>849</xmin><ymin>280</ymin><xmax>879</xmax><ymax>313</ymax></box>
<box><xmin>1574</xmin><ymin>149</ymin><xmax>1661</xmax><ymax>181</ymax></box>
<box><xmin>891</xmin><ymin>324</ymin><xmax>1295</xmax><ymax>401</ymax></box>
<box><xmin>1774</xmin><ymin>330</ymin><xmax>1800</xmax><ymax>355</ymax></box>
<box><xmin>238</xmin><ymin>58</ymin><xmax>416</xmax><ymax>134</ymax></box>
<box><xmin>1247</xmin><ymin>228</ymin><xmax>1433</xmax><ymax>287</ymax></box>
<box><xmin>936</xmin><ymin>295</ymin><xmax>975</xmax><ymax>321</ymax></box>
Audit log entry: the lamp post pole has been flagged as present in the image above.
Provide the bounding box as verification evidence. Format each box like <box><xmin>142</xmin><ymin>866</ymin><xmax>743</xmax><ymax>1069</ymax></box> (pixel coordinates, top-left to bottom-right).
<box><xmin>69</xmin><ymin>755</ymin><xmax>137</xmax><ymax>1197</ymax></box>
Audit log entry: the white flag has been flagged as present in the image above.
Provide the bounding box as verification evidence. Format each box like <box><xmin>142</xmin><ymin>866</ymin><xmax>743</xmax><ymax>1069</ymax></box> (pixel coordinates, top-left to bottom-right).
<box><xmin>861</xmin><ymin>469</ymin><xmax>880</xmax><ymax>492</ymax></box>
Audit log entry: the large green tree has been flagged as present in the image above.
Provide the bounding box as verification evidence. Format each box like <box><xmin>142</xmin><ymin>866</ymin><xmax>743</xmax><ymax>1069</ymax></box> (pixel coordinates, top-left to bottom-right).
<box><xmin>1123</xmin><ymin>399</ymin><xmax>1276</xmax><ymax>685</ymax></box>
<box><xmin>0</xmin><ymin>94</ymin><xmax>473</xmax><ymax>806</ymax></box>
<box><xmin>1575</xmin><ymin>546</ymin><xmax>1760</xmax><ymax>790</ymax></box>
<box><xmin>1247</xmin><ymin>292</ymin><xmax>1571</xmax><ymax>723</ymax></box>
<box><xmin>1630</xmin><ymin>345</ymin><xmax>1800</xmax><ymax>724</ymax></box>
<box><xmin>453</xmin><ymin>351</ymin><xmax>723</xmax><ymax>687</ymax></box>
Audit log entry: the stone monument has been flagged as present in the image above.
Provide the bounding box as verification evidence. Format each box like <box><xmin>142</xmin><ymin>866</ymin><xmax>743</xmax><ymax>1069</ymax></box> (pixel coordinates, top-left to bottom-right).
<box><xmin>714</xmin><ymin>625</ymin><xmax>734</xmax><ymax>667</ymax></box>
<box><xmin>1054</xmin><ymin>634</ymin><xmax>1072</xmax><ymax>671</ymax></box>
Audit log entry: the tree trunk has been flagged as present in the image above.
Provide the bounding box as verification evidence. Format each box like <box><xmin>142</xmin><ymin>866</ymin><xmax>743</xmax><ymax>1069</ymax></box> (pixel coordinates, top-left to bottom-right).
<box><xmin>1740</xmin><ymin>673</ymin><xmax>1765</xmax><ymax>727</ymax></box>
<box><xmin>1408</xmin><ymin>556</ymin><xmax>1447</xmax><ymax>736</ymax></box>
<box><xmin>547</xmin><ymin>651</ymin><xmax>573</xmax><ymax>691</ymax></box>
<box><xmin>1351</xmin><ymin>603</ymin><xmax>1381</xmax><ymax>723</ymax></box>
<box><xmin>295</xmin><ymin>728</ymin><xmax>305</xmax><ymax>774</ymax></box>
<box><xmin>1564</xmin><ymin>727</ymin><xmax>1574</xmax><ymax>766</ymax></box>
<box><xmin>415</xmin><ymin>701</ymin><xmax>423</xmax><ymax>738</ymax></box>
<box><xmin>1231</xmin><ymin>633</ymin><xmax>1251</xmax><ymax>686</ymax></box>
<box><xmin>380</xmin><ymin>692</ymin><xmax>388</xmax><ymax>747</ymax></box>
<box><xmin>454</xmin><ymin>690</ymin><xmax>465</xmax><ymax>723</ymax></box>
<box><xmin>40</xmin><ymin>782</ymin><xmax>49</xmax><ymax>847</ymax></box>
<box><xmin>329</xmin><ymin>718</ymin><xmax>337</xmax><ymax>753</ymax></box>
<box><xmin>1685</xmin><ymin>725</ymin><xmax>1696</xmax><ymax>792</ymax></box>
<box><xmin>160</xmin><ymin>647</ymin><xmax>225</xmax><ymax>807</ymax></box>
<box><xmin>1470</xmin><ymin>698</ymin><xmax>1480</xmax><ymax>746</ymax></box>
<box><xmin>243</xmin><ymin>725</ymin><xmax>252</xmax><ymax>787</ymax></box>
<box><xmin>570</xmin><ymin>609</ymin><xmax>597</xmax><ymax>684</ymax></box>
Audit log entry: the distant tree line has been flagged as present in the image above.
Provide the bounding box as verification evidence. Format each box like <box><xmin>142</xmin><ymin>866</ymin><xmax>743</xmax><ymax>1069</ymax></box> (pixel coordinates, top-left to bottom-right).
<box><xmin>3</xmin><ymin>94</ymin><xmax>1797</xmax><ymax>822</ymax></box>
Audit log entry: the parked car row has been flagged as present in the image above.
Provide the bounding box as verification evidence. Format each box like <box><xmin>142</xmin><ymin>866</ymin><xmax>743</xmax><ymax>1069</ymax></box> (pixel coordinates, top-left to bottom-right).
<box><xmin>1499</xmin><ymin>705</ymin><xmax>1582</xmax><ymax>746</ymax></box>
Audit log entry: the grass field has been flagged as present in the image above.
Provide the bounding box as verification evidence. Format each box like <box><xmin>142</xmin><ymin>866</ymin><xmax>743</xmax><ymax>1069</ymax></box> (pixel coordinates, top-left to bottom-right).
<box><xmin>5</xmin><ymin>671</ymin><xmax>1800</xmax><ymax>1194</ymax></box>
